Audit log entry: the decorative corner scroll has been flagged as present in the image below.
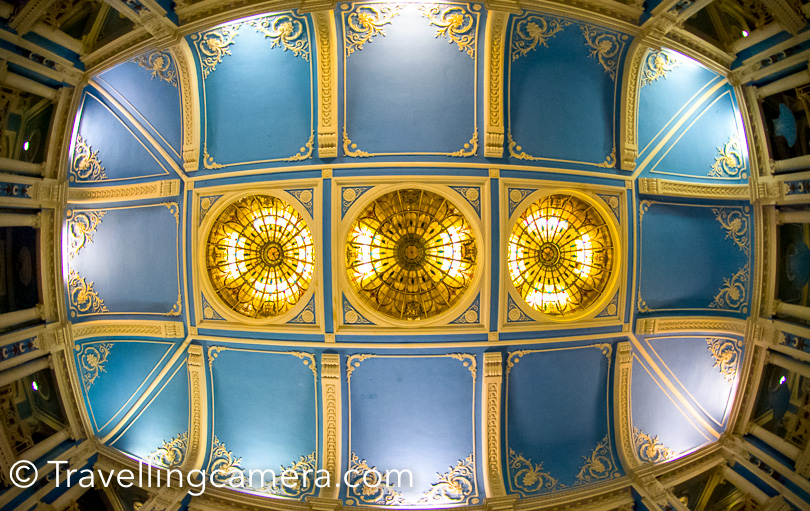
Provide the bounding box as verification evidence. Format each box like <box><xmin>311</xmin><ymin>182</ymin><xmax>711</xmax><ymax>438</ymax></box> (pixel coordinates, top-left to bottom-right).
<box><xmin>67</xmin><ymin>210</ymin><xmax>106</xmax><ymax>260</ymax></box>
<box><xmin>418</xmin><ymin>453</ymin><xmax>476</xmax><ymax>504</ymax></box>
<box><xmin>77</xmin><ymin>342</ymin><xmax>112</xmax><ymax>390</ymax></box>
<box><xmin>706</xmin><ymin>337</ymin><xmax>743</xmax><ymax>384</ymax></box>
<box><xmin>419</xmin><ymin>4</ymin><xmax>477</xmax><ymax>59</ymax></box>
<box><xmin>207</xmin><ymin>435</ymin><xmax>244</xmax><ymax>485</ymax></box>
<box><xmin>250</xmin><ymin>13</ymin><xmax>310</xmax><ymax>62</ymax></box>
<box><xmin>574</xmin><ymin>435</ymin><xmax>620</xmax><ymax>485</ymax></box>
<box><xmin>191</xmin><ymin>23</ymin><xmax>242</xmax><ymax>78</ymax></box>
<box><xmin>450</xmin><ymin>294</ymin><xmax>481</xmax><ymax>324</ymax></box>
<box><xmin>508</xmin><ymin>449</ymin><xmax>565</xmax><ymax>495</ymax></box>
<box><xmin>343</xmin><ymin>294</ymin><xmax>374</xmax><ymax>325</ymax></box>
<box><xmin>511</xmin><ymin>15</ymin><xmax>570</xmax><ymax>62</ymax></box>
<box><xmin>68</xmin><ymin>269</ymin><xmax>108</xmax><ymax>316</ymax></box>
<box><xmin>708</xmin><ymin>263</ymin><xmax>749</xmax><ymax>313</ymax></box>
<box><xmin>345</xmin><ymin>452</ymin><xmax>406</xmax><ymax>505</ymax></box>
<box><xmin>633</xmin><ymin>428</ymin><xmax>674</xmax><ymax>463</ymax></box>
<box><xmin>147</xmin><ymin>431</ymin><xmax>188</xmax><ymax>468</ymax></box>
<box><xmin>133</xmin><ymin>50</ymin><xmax>178</xmax><ymax>87</ymax></box>
<box><xmin>579</xmin><ymin>25</ymin><xmax>624</xmax><ymax>82</ymax></box>
<box><xmin>344</xmin><ymin>4</ymin><xmax>402</xmax><ymax>57</ymax></box>
<box><xmin>71</xmin><ymin>134</ymin><xmax>107</xmax><ymax>182</ymax></box>
<box><xmin>708</xmin><ymin>136</ymin><xmax>746</xmax><ymax>179</ymax></box>
<box><xmin>288</xmin><ymin>296</ymin><xmax>317</xmax><ymax>324</ymax></box>
<box><xmin>713</xmin><ymin>207</ymin><xmax>750</xmax><ymax>257</ymax></box>
<box><xmin>640</xmin><ymin>50</ymin><xmax>679</xmax><ymax>87</ymax></box>
<box><xmin>449</xmin><ymin>186</ymin><xmax>481</xmax><ymax>217</ymax></box>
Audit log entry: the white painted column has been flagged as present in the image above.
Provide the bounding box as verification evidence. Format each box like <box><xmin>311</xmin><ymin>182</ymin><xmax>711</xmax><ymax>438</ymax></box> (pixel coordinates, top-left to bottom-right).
<box><xmin>748</xmin><ymin>423</ymin><xmax>802</xmax><ymax>460</ymax></box>
<box><xmin>0</xmin><ymin>306</ymin><xmax>44</xmax><ymax>330</ymax></box>
<box><xmin>774</xmin><ymin>300</ymin><xmax>810</xmax><ymax>322</ymax></box>
<box><xmin>773</xmin><ymin>155</ymin><xmax>810</xmax><ymax>174</ymax></box>
<box><xmin>0</xmin><ymin>71</ymin><xmax>57</xmax><ymax>100</ymax></box>
<box><xmin>0</xmin><ymin>156</ymin><xmax>44</xmax><ymax>176</ymax></box>
<box><xmin>0</xmin><ymin>355</ymin><xmax>49</xmax><ymax>388</ymax></box>
<box><xmin>732</xmin><ymin>23</ymin><xmax>783</xmax><ymax>53</ymax></box>
<box><xmin>767</xmin><ymin>351</ymin><xmax>810</xmax><ymax>379</ymax></box>
<box><xmin>18</xmin><ymin>428</ymin><xmax>70</xmax><ymax>463</ymax></box>
<box><xmin>757</xmin><ymin>65</ymin><xmax>810</xmax><ymax>98</ymax></box>
<box><xmin>49</xmin><ymin>479</ymin><xmax>90</xmax><ymax>511</ymax></box>
<box><xmin>0</xmin><ymin>212</ymin><xmax>41</xmax><ymax>228</ymax></box>
<box><xmin>722</xmin><ymin>465</ymin><xmax>769</xmax><ymax>504</ymax></box>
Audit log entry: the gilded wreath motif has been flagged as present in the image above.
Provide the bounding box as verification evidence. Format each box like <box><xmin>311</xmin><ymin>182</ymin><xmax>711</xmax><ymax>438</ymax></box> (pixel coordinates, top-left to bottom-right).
<box><xmin>418</xmin><ymin>453</ymin><xmax>475</xmax><ymax>503</ymax></box>
<box><xmin>511</xmin><ymin>15</ymin><xmax>570</xmax><ymax>61</ymax></box>
<box><xmin>633</xmin><ymin>428</ymin><xmax>673</xmax><ymax>463</ymax></box>
<box><xmin>345</xmin><ymin>452</ymin><xmax>405</xmax><ymax>505</ymax></box>
<box><xmin>709</xmin><ymin>264</ymin><xmax>749</xmax><ymax>311</ymax></box>
<box><xmin>419</xmin><ymin>4</ymin><xmax>476</xmax><ymax>58</ymax></box>
<box><xmin>706</xmin><ymin>338</ymin><xmax>743</xmax><ymax>384</ymax></box>
<box><xmin>713</xmin><ymin>208</ymin><xmax>750</xmax><ymax>256</ymax></box>
<box><xmin>251</xmin><ymin>14</ymin><xmax>310</xmax><ymax>62</ymax></box>
<box><xmin>133</xmin><ymin>51</ymin><xmax>178</xmax><ymax>87</ymax></box>
<box><xmin>67</xmin><ymin>211</ymin><xmax>105</xmax><ymax>260</ymax></box>
<box><xmin>71</xmin><ymin>134</ymin><xmax>107</xmax><ymax>182</ymax></box>
<box><xmin>148</xmin><ymin>431</ymin><xmax>188</xmax><ymax>468</ymax></box>
<box><xmin>508</xmin><ymin>449</ymin><xmax>564</xmax><ymax>494</ymax></box>
<box><xmin>77</xmin><ymin>343</ymin><xmax>112</xmax><ymax>389</ymax></box>
<box><xmin>193</xmin><ymin>24</ymin><xmax>242</xmax><ymax>78</ymax></box>
<box><xmin>68</xmin><ymin>269</ymin><xmax>108</xmax><ymax>315</ymax></box>
<box><xmin>579</xmin><ymin>25</ymin><xmax>621</xmax><ymax>81</ymax></box>
<box><xmin>344</xmin><ymin>5</ymin><xmax>402</xmax><ymax>56</ymax></box>
<box><xmin>574</xmin><ymin>435</ymin><xmax>619</xmax><ymax>484</ymax></box>
<box><xmin>708</xmin><ymin>137</ymin><xmax>745</xmax><ymax>178</ymax></box>
<box><xmin>640</xmin><ymin>50</ymin><xmax>679</xmax><ymax>86</ymax></box>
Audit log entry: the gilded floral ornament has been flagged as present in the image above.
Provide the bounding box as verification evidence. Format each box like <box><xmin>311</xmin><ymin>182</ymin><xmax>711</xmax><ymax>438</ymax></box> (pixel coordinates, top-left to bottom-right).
<box><xmin>192</xmin><ymin>24</ymin><xmax>242</xmax><ymax>78</ymax></box>
<box><xmin>709</xmin><ymin>264</ymin><xmax>749</xmax><ymax>312</ymax></box>
<box><xmin>449</xmin><ymin>128</ymin><xmax>478</xmax><ymax>157</ymax></box>
<box><xmin>418</xmin><ymin>453</ymin><xmax>476</xmax><ymax>504</ymax></box>
<box><xmin>713</xmin><ymin>208</ymin><xmax>750</xmax><ymax>256</ymax></box>
<box><xmin>148</xmin><ymin>431</ymin><xmax>188</xmax><ymax>468</ymax></box>
<box><xmin>508</xmin><ymin>449</ymin><xmax>564</xmax><ymax>494</ymax></box>
<box><xmin>251</xmin><ymin>14</ymin><xmax>310</xmax><ymax>62</ymax></box>
<box><xmin>254</xmin><ymin>451</ymin><xmax>317</xmax><ymax>497</ymax></box>
<box><xmin>708</xmin><ymin>136</ymin><xmax>746</xmax><ymax>178</ymax></box>
<box><xmin>67</xmin><ymin>210</ymin><xmax>105</xmax><ymax>260</ymax></box>
<box><xmin>574</xmin><ymin>435</ymin><xmax>619</xmax><ymax>485</ymax></box>
<box><xmin>596</xmin><ymin>147</ymin><xmax>616</xmax><ymax>168</ymax></box>
<box><xmin>511</xmin><ymin>15</ymin><xmax>570</xmax><ymax>61</ymax></box>
<box><xmin>133</xmin><ymin>51</ymin><xmax>178</xmax><ymax>87</ymax></box>
<box><xmin>71</xmin><ymin>134</ymin><xmax>107</xmax><ymax>182</ymax></box>
<box><xmin>284</xmin><ymin>131</ymin><xmax>315</xmax><ymax>161</ymax></box>
<box><xmin>208</xmin><ymin>436</ymin><xmax>244</xmax><ymax>486</ymax></box>
<box><xmin>640</xmin><ymin>50</ymin><xmax>679</xmax><ymax>87</ymax></box>
<box><xmin>77</xmin><ymin>342</ymin><xmax>112</xmax><ymax>389</ymax></box>
<box><xmin>345</xmin><ymin>452</ymin><xmax>405</xmax><ymax>505</ymax></box>
<box><xmin>68</xmin><ymin>269</ymin><xmax>108</xmax><ymax>316</ymax></box>
<box><xmin>633</xmin><ymin>428</ymin><xmax>674</xmax><ymax>463</ymax></box>
<box><xmin>344</xmin><ymin>5</ymin><xmax>402</xmax><ymax>57</ymax></box>
<box><xmin>579</xmin><ymin>25</ymin><xmax>622</xmax><ymax>81</ymax></box>
<box><xmin>706</xmin><ymin>338</ymin><xmax>743</xmax><ymax>384</ymax></box>
<box><xmin>343</xmin><ymin>128</ymin><xmax>370</xmax><ymax>157</ymax></box>
<box><xmin>419</xmin><ymin>4</ymin><xmax>477</xmax><ymax>59</ymax></box>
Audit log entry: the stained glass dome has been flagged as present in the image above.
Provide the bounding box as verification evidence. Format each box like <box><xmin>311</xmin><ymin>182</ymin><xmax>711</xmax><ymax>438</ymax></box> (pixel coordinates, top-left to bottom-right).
<box><xmin>508</xmin><ymin>193</ymin><xmax>615</xmax><ymax>318</ymax></box>
<box><xmin>346</xmin><ymin>188</ymin><xmax>477</xmax><ymax>321</ymax></box>
<box><xmin>205</xmin><ymin>194</ymin><xmax>315</xmax><ymax>319</ymax></box>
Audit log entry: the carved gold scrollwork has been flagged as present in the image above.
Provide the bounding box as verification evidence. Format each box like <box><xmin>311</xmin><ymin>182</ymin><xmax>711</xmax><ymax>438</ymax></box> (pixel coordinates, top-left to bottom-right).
<box><xmin>67</xmin><ymin>210</ymin><xmax>105</xmax><ymax>259</ymax></box>
<box><xmin>633</xmin><ymin>428</ymin><xmax>673</xmax><ymax>463</ymax></box>
<box><xmin>574</xmin><ymin>435</ymin><xmax>620</xmax><ymax>485</ymax></box>
<box><xmin>148</xmin><ymin>431</ymin><xmax>188</xmax><ymax>468</ymax></box>
<box><xmin>251</xmin><ymin>14</ymin><xmax>310</xmax><ymax>62</ymax></box>
<box><xmin>284</xmin><ymin>131</ymin><xmax>315</xmax><ymax>161</ymax></box>
<box><xmin>419</xmin><ymin>4</ymin><xmax>476</xmax><ymax>59</ymax></box>
<box><xmin>511</xmin><ymin>15</ymin><xmax>570</xmax><ymax>61</ymax></box>
<box><xmin>713</xmin><ymin>208</ymin><xmax>750</xmax><ymax>256</ymax></box>
<box><xmin>71</xmin><ymin>134</ymin><xmax>107</xmax><ymax>182</ymax></box>
<box><xmin>254</xmin><ymin>451</ymin><xmax>317</xmax><ymax>497</ymax></box>
<box><xmin>508</xmin><ymin>449</ymin><xmax>564</xmax><ymax>494</ymax></box>
<box><xmin>709</xmin><ymin>263</ymin><xmax>749</xmax><ymax>312</ymax></box>
<box><xmin>344</xmin><ymin>5</ymin><xmax>402</xmax><ymax>56</ymax></box>
<box><xmin>345</xmin><ymin>452</ymin><xmax>405</xmax><ymax>505</ymax></box>
<box><xmin>208</xmin><ymin>436</ymin><xmax>244</xmax><ymax>485</ymax></box>
<box><xmin>706</xmin><ymin>338</ymin><xmax>743</xmax><ymax>384</ymax></box>
<box><xmin>68</xmin><ymin>269</ymin><xmax>108</xmax><ymax>316</ymax></box>
<box><xmin>192</xmin><ymin>24</ymin><xmax>242</xmax><ymax>78</ymax></box>
<box><xmin>708</xmin><ymin>136</ymin><xmax>745</xmax><ymax>178</ymax></box>
<box><xmin>133</xmin><ymin>51</ymin><xmax>178</xmax><ymax>87</ymax></box>
<box><xmin>343</xmin><ymin>128</ymin><xmax>370</xmax><ymax>157</ymax></box>
<box><xmin>449</xmin><ymin>128</ymin><xmax>478</xmax><ymax>157</ymax></box>
<box><xmin>77</xmin><ymin>342</ymin><xmax>112</xmax><ymax>389</ymax></box>
<box><xmin>418</xmin><ymin>453</ymin><xmax>476</xmax><ymax>503</ymax></box>
<box><xmin>640</xmin><ymin>50</ymin><xmax>679</xmax><ymax>87</ymax></box>
<box><xmin>579</xmin><ymin>25</ymin><xmax>622</xmax><ymax>81</ymax></box>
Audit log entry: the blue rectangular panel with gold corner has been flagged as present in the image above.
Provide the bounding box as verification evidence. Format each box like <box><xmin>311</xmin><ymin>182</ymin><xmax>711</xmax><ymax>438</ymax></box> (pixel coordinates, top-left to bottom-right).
<box><xmin>65</xmin><ymin>203</ymin><xmax>182</xmax><ymax>320</ymax></box>
<box><xmin>637</xmin><ymin>200</ymin><xmax>752</xmax><ymax>317</ymax></box>
<box><xmin>504</xmin><ymin>343</ymin><xmax>621</xmax><ymax>498</ymax></box>
<box><xmin>94</xmin><ymin>49</ymin><xmax>183</xmax><ymax>162</ymax></box>
<box><xmin>636</xmin><ymin>49</ymin><xmax>748</xmax><ymax>183</ymax></box>
<box><xmin>204</xmin><ymin>346</ymin><xmax>318</xmax><ymax>500</ymax></box>
<box><xmin>189</xmin><ymin>12</ymin><xmax>315</xmax><ymax>171</ymax></box>
<box><xmin>629</xmin><ymin>335</ymin><xmax>743</xmax><ymax>462</ymax></box>
<box><xmin>70</xmin><ymin>88</ymin><xmax>174</xmax><ymax>184</ymax></box>
<box><xmin>74</xmin><ymin>338</ymin><xmax>181</xmax><ymax>437</ymax></box>
<box><xmin>340</xmin><ymin>2</ymin><xmax>480</xmax><ymax>157</ymax></box>
<box><xmin>108</xmin><ymin>354</ymin><xmax>190</xmax><ymax>465</ymax></box>
<box><xmin>344</xmin><ymin>352</ymin><xmax>481</xmax><ymax>506</ymax></box>
<box><xmin>507</xmin><ymin>12</ymin><xmax>629</xmax><ymax>168</ymax></box>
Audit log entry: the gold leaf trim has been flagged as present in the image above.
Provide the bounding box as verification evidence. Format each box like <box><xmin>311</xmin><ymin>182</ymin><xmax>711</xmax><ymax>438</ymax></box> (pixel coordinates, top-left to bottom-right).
<box><xmin>71</xmin><ymin>134</ymin><xmax>107</xmax><ymax>182</ymax></box>
<box><xmin>418</xmin><ymin>453</ymin><xmax>475</xmax><ymax>503</ymax></box>
<box><xmin>284</xmin><ymin>131</ymin><xmax>315</xmax><ymax>161</ymax></box>
<box><xmin>345</xmin><ymin>452</ymin><xmax>405</xmax><ymax>505</ymax></box>
<box><xmin>133</xmin><ymin>50</ymin><xmax>178</xmax><ymax>87</ymax></box>
<box><xmin>713</xmin><ymin>207</ymin><xmax>750</xmax><ymax>257</ymax></box>
<box><xmin>419</xmin><ymin>4</ymin><xmax>476</xmax><ymax>59</ymax></box>
<box><xmin>147</xmin><ymin>431</ymin><xmax>188</xmax><ymax>468</ymax></box>
<box><xmin>449</xmin><ymin>127</ymin><xmax>478</xmax><ymax>157</ymax></box>
<box><xmin>208</xmin><ymin>435</ymin><xmax>244</xmax><ymax>485</ymax></box>
<box><xmin>640</xmin><ymin>50</ymin><xmax>679</xmax><ymax>87</ymax></box>
<box><xmin>343</xmin><ymin>127</ymin><xmax>370</xmax><ymax>157</ymax></box>
<box><xmin>193</xmin><ymin>24</ymin><xmax>241</xmax><ymax>78</ymax></box>
<box><xmin>508</xmin><ymin>448</ymin><xmax>565</xmax><ymax>494</ymax></box>
<box><xmin>709</xmin><ymin>263</ymin><xmax>749</xmax><ymax>312</ymax></box>
<box><xmin>511</xmin><ymin>15</ymin><xmax>570</xmax><ymax>61</ymax></box>
<box><xmin>76</xmin><ymin>342</ymin><xmax>112</xmax><ymax>389</ymax></box>
<box><xmin>579</xmin><ymin>25</ymin><xmax>621</xmax><ymax>81</ymax></box>
<box><xmin>67</xmin><ymin>210</ymin><xmax>106</xmax><ymax>260</ymax></box>
<box><xmin>633</xmin><ymin>428</ymin><xmax>673</xmax><ymax>463</ymax></box>
<box><xmin>68</xmin><ymin>269</ymin><xmax>108</xmax><ymax>316</ymax></box>
<box><xmin>708</xmin><ymin>136</ymin><xmax>745</xmax><ymax>178</ymax></box>
<box><xmin>706</xmin><ymin>337</ymin><xmax>743</xmax><ymax>384</ymax></box>
<box><xmin>574</xmin><ymin>435</ymin><xmax>619</xmax><ymax>485</ymax></box>
<box><xmin>344</xmin><ymin>4</ymin><xmax>402</xmax><ymax>57</ymax></box>
<box><xmin>250</xmin><ymin>13</ymin><xmax>310</xmax><ymax>62</ymax></box>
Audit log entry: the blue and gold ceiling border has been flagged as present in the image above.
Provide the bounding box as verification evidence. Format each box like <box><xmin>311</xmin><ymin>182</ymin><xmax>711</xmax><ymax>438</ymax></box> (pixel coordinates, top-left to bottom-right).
<box><xmin>340</xmin><ymin>2</ymin><xmax>480</xmax><ymax>157</ymax></box>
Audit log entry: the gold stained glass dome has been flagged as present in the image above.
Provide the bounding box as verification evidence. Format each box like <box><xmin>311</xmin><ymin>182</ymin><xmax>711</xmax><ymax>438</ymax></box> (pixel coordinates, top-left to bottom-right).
<box><xmin>346</xmin><ymin>188</ymin><xmax>477</xmax><ymax>321</ymax></box>
<box><xmin>508</xmin><ymin>194</ymin><xmax>614</xmax><ymax>318</ymax></box>
<box><xmin>206</xmin><ymin>195</ymin><xmax>315</xmax><ymax>320</ymax></box>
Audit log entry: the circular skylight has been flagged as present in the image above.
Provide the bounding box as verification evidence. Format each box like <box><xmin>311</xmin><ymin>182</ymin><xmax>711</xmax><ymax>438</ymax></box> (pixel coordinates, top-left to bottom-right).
<box><xmin>205</xmin><ymin>194</ymin><xmax>315</xmax><ymax>319</ymax></box>
<box><xmin>508</xmin><ymin>193</ymin><xmax>614</xmax><ymax>318</ymax></box>
<box><xmin>345</xmin><ymin>188</ymin><xmax>477</xmax><ymax>321</ymax></box>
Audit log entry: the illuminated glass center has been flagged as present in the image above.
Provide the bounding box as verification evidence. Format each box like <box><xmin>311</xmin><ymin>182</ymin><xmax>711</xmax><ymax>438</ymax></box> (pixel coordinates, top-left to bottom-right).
<box><xmin>346</xmin><ymin>188</ymin><xmax>477</xmax><ymax>321</ymax></box>
<box><xmin>508</xmin><ymin>194</ymin><xmax>614</xmax><ymax>317</ymax></box>
<box><xmin>206</xmin><ymin>195</ymin><xmax>314</xmax><ymax>319</ymax></box>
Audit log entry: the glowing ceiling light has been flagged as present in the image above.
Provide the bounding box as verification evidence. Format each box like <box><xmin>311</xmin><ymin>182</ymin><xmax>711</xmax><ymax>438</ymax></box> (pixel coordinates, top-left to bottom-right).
<box><xmin>23</xmin><ymin>141</ymin><xmax>29</xmax><ymax>151</ymax></box>
<box><xmin>31</xmin><ymin>381</ymin><xmax>38</xmax><ymax>391</ymax></box>
<box><xmin>742</xmin><ymin>30</ymin><xmax>749</xmax><ymax>37</ymax></box>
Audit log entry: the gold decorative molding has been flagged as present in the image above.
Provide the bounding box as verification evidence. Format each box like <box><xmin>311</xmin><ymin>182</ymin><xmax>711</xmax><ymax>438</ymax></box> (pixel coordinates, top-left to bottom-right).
<box><xmin>484</xmin><ymin>11</ymin><xmax>509</xmax><ymax>158</ymax></box>
<box><xmin>320</xmin><ymin>353</ymin><xmax>341</xmax><ymax>499</ymax></box>
<box><xmin>171</xmin><ymin>41</ymin><xmax>200</xmax><ymax>173</ymax></box>
<box><xmin>634</xmin><ymin>316</ymin><xmax>747</xmax><ymax>336</ymax></box>
<box><xmin>708</xmin><ymin>263</ymin><xmax>749</xmax><ymax>313</ymax></box>
<box><xmin>637</xmin><ymin>178</ymin><xmax>749</xmax><ymax>200</ymax></box>
<box><xmin>507</xmin><ymin>448</ymin><xmax>564</xmax><ymax>495</ymax></box>
<box><xmin>66</xmin><ymin>210</ymin><xmax>105</xmax><ymax>259</ymax></box>
<box><xmin>313</xmin><ymin>11</ymin><xmax>338</xmax><ymax>158</ymax></box>
<box><xmin>344</xmin><ymin>4</ymin><xmax>401</xmax><ymax>57</ymax></box>
<box><xmin>619</xmin><ymin>41</ymin><xmax>646</xmax><ymax>171</ymax></box>
<box><xmin>67</xmin><ymin>179</ymin><xmax>181</xmax><ymax>203</ymax></box>
<box><xmin>133</xmin><ymin>50</ymin><xmax>178</xmax><ymax>87</ymax></box>
<box><xmin>579</xmin><ymin>25</ymin><xmax>622</xmax><ymax>81</ymax></box>
<box><xmin>183</xmin><ymin>344</ymin><xmax>208</xmax><ymax>473</ymax></box>
<box><xmin>68</xmin><ymin>269</ymin><xmax>108</xmax><ymax>316</ymax></box>
<box><xmin>250</xmin><ymin>14</ymin><xmax>310</xmax><ymax>61</ymax></box>
<box><xmin>708</xmin><ymin>136</ymin><xmax>746</xmax><ymax>179</ymax></box>
<box><xmin>419</xmin><ymin>4</ymin><xmax>476</xmax><ymax>58</ymax></box>
<box><xmin>71</xmin><ymin>320</ymin><xmax>184</xmax><ymax>340</ymax></box>
<box><xmin>70</xmin><ymin>134</ymin><xmax>107</xmax><ymax>182</ymax></box>
<box><xmin>482</xmin><ymin>352</ymin><xmax>506</xmax><ymax>497</ymax></box>
<box><xmin>148</xmin><ymin>431</ymin><xmax>188</xmax><ymax>468</ymax></box>
<box><xmin>418</xmin><ymin>453</ymin><xmax>476</xmax><ymax>504</ymax></box>
<box><xmin>76</xmin><ymin>342</ymin><xmax>112</xmax><ymax>390</ymax></box>
<box><xmin>574</xmin><ymin>435</ymin><xmax>620</xmax><ymax>485</ymax></box>
<box><xmin>510</xmin><ymin>15</ymin><xmax>570</xmax><ymax>62</ymax></box>
<box><xmin>192</xmin><ymin>23</ymin><xmax>241</xmax><ymax>78</ymax></box>
<box><xmin>705</xmin><ymin>337</ymin><xmax>742</xmax><ymax>384</ymax></box>
<box><xmin>614</xmin><ymin>342</ymin><xmax>638</xmax><ymax>470</ymax></box>
<box><xmin>633</xmin><ymin>428</ymin><xmax>674</xmax><ymax>463</ymax></box>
